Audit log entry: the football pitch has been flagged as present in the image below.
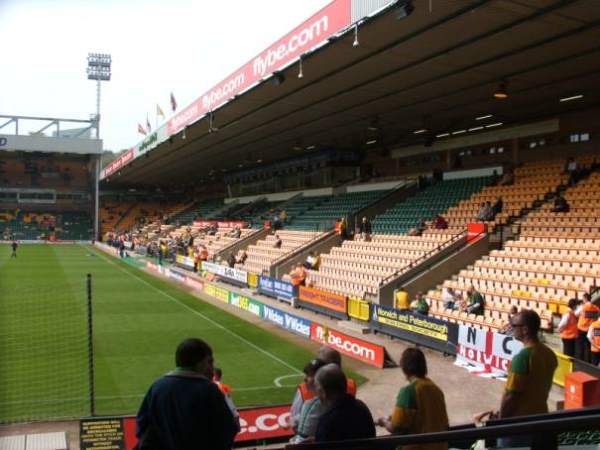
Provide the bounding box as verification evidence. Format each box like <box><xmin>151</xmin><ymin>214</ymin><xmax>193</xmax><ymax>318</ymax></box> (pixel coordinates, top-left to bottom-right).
<box><xmin>0</xmin><ymin>244</ymin><xmax>364</xmax><ymax>423</ymax></box>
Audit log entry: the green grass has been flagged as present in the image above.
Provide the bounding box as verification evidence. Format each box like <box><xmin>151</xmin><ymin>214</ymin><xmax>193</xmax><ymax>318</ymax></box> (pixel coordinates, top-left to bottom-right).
<box><xmin>0</xmin><ymin>244</ymin><xmax>365</xmax><ymax>423</ymax></box>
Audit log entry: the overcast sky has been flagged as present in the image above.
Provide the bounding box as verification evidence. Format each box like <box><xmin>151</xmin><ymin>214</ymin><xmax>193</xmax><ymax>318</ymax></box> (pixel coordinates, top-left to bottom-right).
<box><xmin>0</xmin><ymin>0</ymin><xmax>331</xmax><ymax>152</ymax></box>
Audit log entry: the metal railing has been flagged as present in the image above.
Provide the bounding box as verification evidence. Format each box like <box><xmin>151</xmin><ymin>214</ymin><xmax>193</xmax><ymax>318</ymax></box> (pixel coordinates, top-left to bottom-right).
<box><xmin>284</xmin><ymin>407</ymin><xmax>600</xmax><ymax>450</ymax></box>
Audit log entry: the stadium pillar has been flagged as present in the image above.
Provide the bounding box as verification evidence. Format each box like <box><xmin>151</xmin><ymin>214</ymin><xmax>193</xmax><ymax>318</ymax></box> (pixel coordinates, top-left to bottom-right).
<box><xmin>86</xmin><ymin>273</ymin><xmax>96</xmax><ymax>416</ymax></box>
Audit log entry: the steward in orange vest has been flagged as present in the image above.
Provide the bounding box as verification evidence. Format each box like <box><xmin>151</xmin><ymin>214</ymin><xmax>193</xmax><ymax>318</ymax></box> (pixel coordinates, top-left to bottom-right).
<box><xmin>558</xmin><ymin>299</ymin><xmax>579</xmax><ymax>357</ymax></box>
<box><xmin>576</xmin><ymin>296</ymin><xmax>600</xmax><ymax>363</ymax></box>
<box><xmin>587</xmin><ymin>319</ymin><xmax>600</xmax><ymax>366</ymax></box>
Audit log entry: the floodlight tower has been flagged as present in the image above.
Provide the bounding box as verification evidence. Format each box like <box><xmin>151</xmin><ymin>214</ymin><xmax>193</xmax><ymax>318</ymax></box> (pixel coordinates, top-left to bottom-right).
<box><xmin>86</xmin><ymin>53</ymin><xmax>111</xmax><ymax>240</ymax></box>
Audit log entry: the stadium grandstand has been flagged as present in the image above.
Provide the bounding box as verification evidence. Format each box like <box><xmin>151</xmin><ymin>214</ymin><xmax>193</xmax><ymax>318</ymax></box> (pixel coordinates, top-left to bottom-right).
<box><xmin>3</xmin><ymin>0</ymin><xmax>600</xmax><ymax>449</ymax></box>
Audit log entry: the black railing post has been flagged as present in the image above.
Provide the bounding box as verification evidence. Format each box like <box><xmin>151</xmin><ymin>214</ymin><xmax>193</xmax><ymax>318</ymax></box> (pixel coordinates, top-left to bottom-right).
<box><xmin>86</xmin><ymin>273</ymin><xmax>96</xmax><ymax>416</ymax></box>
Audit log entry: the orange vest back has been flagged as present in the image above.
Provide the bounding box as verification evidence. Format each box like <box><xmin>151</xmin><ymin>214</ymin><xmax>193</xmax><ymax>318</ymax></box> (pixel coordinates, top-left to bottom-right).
<box><xmin>561</xmin><ymin>311</ymin><xmax>578</xmax><ymax>340</ymax></box>
<box><xmin>216</xmin><ymin>382</ymin><xmax>232</xmax><ymax>395</ymax></box>
<box><xmin>578</xmin><ymin>303</ymin><xmax>600</xmax><ymax>332</ymax></box>
<box><xmin>590</xmin><ymin>320</ymin><xmax>600</xmax><ymax>353</ymax></box>
<box><xmin>298</xmin><ymin>378</ymin><xmax>357</xmax><ymax>401</ymax></box>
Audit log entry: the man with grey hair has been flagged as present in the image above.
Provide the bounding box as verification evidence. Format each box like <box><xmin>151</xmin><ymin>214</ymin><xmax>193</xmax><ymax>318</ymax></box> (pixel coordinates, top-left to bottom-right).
<box><xmin>314</xmin><ymin>364</ymin><xmax>375</xmax><ymax>442</ymax></box>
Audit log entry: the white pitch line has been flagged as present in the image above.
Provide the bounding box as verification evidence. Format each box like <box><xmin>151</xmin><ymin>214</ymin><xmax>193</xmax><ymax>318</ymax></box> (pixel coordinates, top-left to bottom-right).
<box><xmin>274</xmin><ymin>374</ymin><xmax>304</xmax><ymax>387</ymax></box>
<box><xmin>87</xmin><ymin>246</ymin><xmax>302</xmax><ymax>375</ymax></box>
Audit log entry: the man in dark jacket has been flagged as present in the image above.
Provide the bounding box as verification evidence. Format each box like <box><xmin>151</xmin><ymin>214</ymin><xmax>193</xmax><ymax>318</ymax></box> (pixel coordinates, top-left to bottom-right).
<box><xmin>136</xmin><ymin>338</ymin><xmax>237</xmax><ymax>450</ymax></box>
<box><xmin>314</xmin><ymin>364</ymin><xmax>375</xmax><ymax>442</ymax></box>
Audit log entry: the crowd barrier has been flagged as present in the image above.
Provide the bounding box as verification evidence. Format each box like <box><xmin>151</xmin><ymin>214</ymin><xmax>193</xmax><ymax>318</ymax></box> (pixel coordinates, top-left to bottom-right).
<box><xmin>258</xmin><ymin>276</ymin><xmax>296</xmax><ymax>304</ymax></box>
<box><xmin>297</xmin><ymin>286</ymin><xmax>348</xmax><ymax>320</ymax></box>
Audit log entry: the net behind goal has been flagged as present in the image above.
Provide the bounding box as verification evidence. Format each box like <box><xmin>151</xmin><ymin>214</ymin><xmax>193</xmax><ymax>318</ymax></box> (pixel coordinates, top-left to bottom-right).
<box><xmin>0</xmin><ymin>282</ymin><xmax>91</xmax><ymax>423</ymax></box>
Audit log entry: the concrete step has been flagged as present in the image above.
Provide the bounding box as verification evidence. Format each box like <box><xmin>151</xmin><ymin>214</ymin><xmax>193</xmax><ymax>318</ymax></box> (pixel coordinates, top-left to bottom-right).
<box><xmin>337</xmin><ymin>319</ymin><xmax>371</xmax><ymax>335</ymax></box>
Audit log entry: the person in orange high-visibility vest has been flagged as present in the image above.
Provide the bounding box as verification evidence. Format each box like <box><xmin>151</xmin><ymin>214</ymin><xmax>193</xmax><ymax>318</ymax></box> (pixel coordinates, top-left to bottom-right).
<box><xmin>576</xmin><ymin>294</ymin><xmax>600</xmax><ymax>363</ymax></box>
<box><xmin>558</xmin><ymin>298</ymin><xmax>580</xmax><ymax>357</ymax></box>
<box><xmin>213</xmin><ymin>367</ymin><xmax>232</xmax><ymax>396</ymax></box>
<box><xmin>587</xmin><ymin>300</ymin><xmax>600</xmax><ymax>366</ymax></box>
<box><xmin>289</xmin><ymin>347</ymin><xmax>357</xmax><ymax>430</ymax></box>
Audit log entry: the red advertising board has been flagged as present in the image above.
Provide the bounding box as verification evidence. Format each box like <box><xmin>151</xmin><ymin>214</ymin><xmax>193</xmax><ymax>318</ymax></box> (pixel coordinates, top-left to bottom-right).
<box><xmin>103</xmin><ymin>148</ymin><xmax>134</xmax><ymax>178</ymax></box>
<box><xmin>299</xmin><ymin>286</ymin><xmax>347</xmax><ymax>314</ymax></box>
<box><xmin>310</xmin><ymin>323</ymin><xmax>385</xmax><ymax>368</ymax></box>
<box><xmin>192</xmin><ymin>220</ymin><xmax>247</xmax><ymax>229</ymax></box>
<box><xmin>167</xmin><ymin>0</ymin><xmax>351</xmax><ymax>136</ymax></box>
<box><xmin>119</xmin><ymin>405</ymin><xmax>293</xmax><ymax>449</ymax></box>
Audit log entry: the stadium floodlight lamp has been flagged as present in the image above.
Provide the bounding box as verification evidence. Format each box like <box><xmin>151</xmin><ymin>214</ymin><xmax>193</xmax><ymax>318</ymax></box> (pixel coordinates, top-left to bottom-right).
<box><xmin>87</xmin><ymin>53</ymin><xmax>112</xmax><ymax>81</ymax></box>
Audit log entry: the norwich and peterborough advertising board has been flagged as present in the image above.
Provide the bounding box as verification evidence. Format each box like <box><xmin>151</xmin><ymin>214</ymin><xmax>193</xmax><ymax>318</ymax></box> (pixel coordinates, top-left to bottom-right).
<box><xmin>370</xmin><ymin>304</ymin><xmax>457</xmax><ymax>353</ymax></box>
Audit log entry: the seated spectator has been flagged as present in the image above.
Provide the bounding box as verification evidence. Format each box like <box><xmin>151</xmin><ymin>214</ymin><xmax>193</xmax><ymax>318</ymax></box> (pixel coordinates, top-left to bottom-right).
<box><xmin>565</xmin><ymin>156</ymin><xmax>580</xmax><ymax>185</ymax></box>
<box><xmin>465</xmin><ymin>285</ymin><xmax>485</xmax><ymax>315</ymax></box>
<box><xmin>290</xmin><ymin>264</ymin><xmax>307</xmax><ymax>287</ymax></box>
<box><xmin>207</xmin><ymin>224</ymin><xmax>218</xmax><ymax>235</ymax></box>
<box><xmin>280</xmin><ymin>209</ymin><xmax>287</xmax><ymax>224</ymax></box>
<box><xmin>500</xmin><ymin>306</ymin><xmax>519</xmax><ymax>335</ymax></box>
<box><xmin>410</xmin><ymin>292</ymin><xmax>429</xmax><ymax>316</ymax></box>
<box><xmin>359</xmin><ymin>216</ymin><xmax>372</xmax><ymax>241</ymax></box>
<box><xmin>229</xmin><ymin>227</ymin><xmax>241</xmax><ymax>238</ymax></box>
<box><xmin>476</xmin><ymin>202</ymin><xmax>491</xmax><ymax>222</ymax></box>
<box><xmin>273</xmin><ymin>234</ymin><xmax>282</xmax><ymax>249</ymax></box>
<box><xmin>408</xmin><ymin>220</ymin><xmax>426</xmax><ymax>236</ymax></box>
<box><xmin>338</xmin><ymin>217</ymin><xmax>349</xmax><ymax>241</ymax></box>
<box><xmin>235</xmin><ymin>250</ymin><xmax>247</xmax><ymax>265</ymax></box>
<box><xmin>432</xmin><ymin>215</ymin><xmax>448</xmax><ymax>230</ymax></box>
<box><xmin>376</xmin><ymin>348</ymin><xmax>449</xmax><ymax>450</ymax></box>
<box><xmin>226</xmin><ymin>253</ymin><xmax>236</xmax><ymax>268</ymax></box>
<box><xmin>314</xmin><ymin>364</ymin><xmax>375</xmax><ymax>442</ymax></box>
<box><xmin>289</xmin><ymin>358</ymin><xmax>327</xmax><ymax>444</ymax></box>
<box><xmin>441</xmin><ymin>287</ymin><xmax>460</xmax><ymax>310</ymax></box>
<box><xmin>303</xmin><ymin>251</ymin><xmax>321</xmax><ymax>270</ymax></box>
<box><xmin>551</xmin><ymin>194</ymin><xmax>569</xmax><ymax>213</ymax></box>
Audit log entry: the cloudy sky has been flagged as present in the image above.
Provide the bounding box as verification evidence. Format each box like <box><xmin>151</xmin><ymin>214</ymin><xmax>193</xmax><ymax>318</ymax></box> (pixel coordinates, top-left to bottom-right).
<box><xmin>0</xmin><ymin>0</ymin><xmax>331</xmax><ymax>152</ymax></box>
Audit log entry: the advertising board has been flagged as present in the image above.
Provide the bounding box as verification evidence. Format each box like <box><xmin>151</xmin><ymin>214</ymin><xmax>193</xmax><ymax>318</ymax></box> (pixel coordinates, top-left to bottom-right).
<box><xmin>298</xmin><ymin>286</ymin><xmax>346</xmax><ymax>314</ymax></box>
<box><xmin>229</xmin><ymin>292</ymin><xmax>263</xmax><ymax>318</ymax></box>
<box><xmin>370</xmin><ymin>304</ymin><xmax>458</xmax><ymax>353</ymax></box>
<box><xmin>309</xmin><ymin>323</ymin><xmax>385</xmax><ymax>368</ymax></box>
<box><xmin>175</xmin><ymin>254</ymin><xmax>195</xmax><ymax>270</ymax></box>
<box><xmin>258</xmin><ymin>276</ymin><xmax>295</xmax><ymax>303</ymax></box>
<box><xmin>262</xmin><ymin>304</ymin><xmax>311</xmax><ymax>338</ymax></box>
<box><xmin>204</xmin><ymin>283</ymin><xmax>230</xmax><ymax>303</ymax></box>
<box><xmin>202</xmin><ymin>261</ymin><xmax>248</xmax><ymax>285</ymax></box>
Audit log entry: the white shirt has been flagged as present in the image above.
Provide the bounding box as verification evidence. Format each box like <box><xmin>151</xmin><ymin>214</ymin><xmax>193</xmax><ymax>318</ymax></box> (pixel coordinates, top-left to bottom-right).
<box><xmin>441</xmin><ymin>289</ymin><xmax>456</xmax><ymax>306</ymax></box>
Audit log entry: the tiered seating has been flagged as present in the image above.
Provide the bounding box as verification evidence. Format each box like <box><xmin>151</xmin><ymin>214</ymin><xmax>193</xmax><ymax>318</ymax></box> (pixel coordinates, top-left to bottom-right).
<box><xmin>287</xmin><ymin>190</ymin><xmax>387</xmax><ymax>231</ymax></box>
<box><xmin>100</xmin><ymin>202</ymin><xmax>132</xmax><ymax>235</ymax></box>
<box><xmin>442</xmin><ymin>160</ymin><xmax>568</xmax><ymax>232</ymax></box>
<box><xmin>426</xmin><ymin>164</ymin><xmax>600</xmax><ymax>331</ymax></box>
<box><xmin>0</xmin><ymin>211</ymin><xmax>92</xmax><ymax>240</ymax></box>
<box><xmin>170</xmin><ymin>199</ymin><xmax>224</xmax><ymax>225</ymax></box>
<box><xmin>518</xmin><ymin>171</ymin><xmax>600</xmax><ymax>236</ymax></box>
<box><xmin>281</xmin><ymin>196</ymin><xmax>328</xmax><ymax>227</ymax></box>
<box><xmin>307</xmin><ymin>234</ymin><xmax>458</xmax><ymax>299</ymax></box>
<box><xmin>373</xmin><ymin>178</ymin><xmax>488</xmax><ymax>234</ymax></box>
<box><xmin>236</xmin><ymin>230</ymin><xmax>323</xmax><ymax>274</ymax></box>
<box><xmin>229</xmin><ymin>200</ymin><xmax>283</xmax><ymax>228</ymax></box>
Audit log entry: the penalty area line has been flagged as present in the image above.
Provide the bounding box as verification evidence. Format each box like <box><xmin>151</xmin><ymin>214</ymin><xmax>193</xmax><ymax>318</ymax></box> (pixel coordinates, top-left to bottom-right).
<box><xmin>87</xmin><ymin>246</ymin><xmax>302</xmax><ymax>375</ymax></box>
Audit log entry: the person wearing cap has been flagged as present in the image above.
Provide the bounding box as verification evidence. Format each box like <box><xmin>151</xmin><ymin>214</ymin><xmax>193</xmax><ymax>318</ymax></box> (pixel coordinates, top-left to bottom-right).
<box><xmin>289</xmin><ymin>347</ymin><xmax>357</xmax><ymax>430</ymax></box>
<box><xmin>289</xmin><ymin>359</ymin><xmax>327</xmax><ymax>444</ymax></box>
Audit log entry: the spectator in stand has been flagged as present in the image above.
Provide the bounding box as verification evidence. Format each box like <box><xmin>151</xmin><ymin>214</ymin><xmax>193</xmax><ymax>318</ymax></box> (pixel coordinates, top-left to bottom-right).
<box><xmin>395</xmin><ymin>287</ymin><xmax>410</xmax><ymax>311</ymax></box>
<box><xmin>280</xmin><ymin>209</ymin><xmax>287</xmax><ymax>224</ymax></box>
<box><xmin>235</xmin><ymin>249</ymin><xmax>247</xmax><ymax>265</ymax></box>
<box><xmin>408</xmin><ymin>220</ymin><xmax>427</xmax><ymax>237</ymax></box>
<box><xmin>273</xmin><ymin>234</ymin><xmax>282</xmax><ymax>249</ymax></box>
<box><xmin>272</xmin><ymin>214</ymin><xmax>281</xmax><ymax>230</ymax></box>
<box><xmin>432</xmin><ymin>214</ymin><xmax>448</xmax><ymax>230</ymax></box>
<box><xmin>359</xmin><ymin>216</ymin><xmax>372</xmax><ymax>241</ymax></box>
<box><xmin>465</xmin><ymin>285</ymin><xmax>485</xmax><ymax>315</ymax></box>
<box><xmin>495</xmin><ymin>310</ymin><xmax>557</xmax><ymax>448</ymax></box>
<box><xmin>338</xmin><ymin>217</ymin><xmax>349</xmax><ymax>241</ymax></box>
<box><xmin>314</xmin><ymin>364</ymin><xmax>375</xmax><ymax>442</ymax></box>
<box><xmin>558</xmin><ymin>298</ymin><xmax>580</xmax><ymax>358</ymax></box>
<box><xmin>230</xmin><ymin>227</ymin><xmax>241</xmax><ymax>239</ymax></box>
<box><xmin>565</xmin><ymin>156</ymin><xmax>580</xmax><ymax>186</ymax></box>
<box><xmin>376</xmin><ymin>348</ymin><xmax>449</xmax><ymax>450</ymax></box>
<box><xmin>476</xmin><ymin>202</ymin><xmax>492</xmax><ymax>222</ymax></box>
<box><xmin>289</xmin><ymin>347</ymin><xmax>357</xmax><ymax>431</ymax></box>
<box><xmin>576</xmin><ymin>293</ymin><xmax>599</xmax><ymax>363</ymax></box>
<box><xmin>199</xmin><ymin>245</ymin><xmax>209</xmax><ymax>263</ymax></box>
<box><xmin>551</xmin><ymin>194</ymin><xmax>570</xmax><ymax>213</ymax></box>
<box><xmin>410</xmin><ymin>292</ymin><xmax>429</xmax><ymax>316</ymax></box>
<box><xmin>288</xmin><ymin>358</ymin><xmax>327</xmax><ymax>444</ymax></box>
<box><xmin>290</xmin><ymin>263</ymin><xmax>307</xmax><ymax>287</ymax></box>
<box><xmin>441</xmin><ymin>287</ymin><xmax>460</xmax><ymax>310</ymax></box>
<box><xmin>303</xmin><ymin>251</ymin><xmax>321</xmax><ymax>271</ymax></box>
<box><xmin>118</xmin><ymin>239</ymin><xmax>126</xmax><ymax>258</ymax></box>
<box><xmin>492</xmin><ymin>197</ymin><xmax>503</xmax><ymax>218</ymax></box>
<box><xmin>499</xmin><ymin>306</ymin><xmax>519</xmax><ymax>335</ymax></box>
<box><xmin>587</xmin><ymin>300</ymin><xmax>600</xmax><ymax>366</ymax></box>
<box><xmin>226</xmin><ymin>253</ymin><xmax>236</xmax><ymax>268</ymax></box>
<box><xmin>136</xmin><ymin>338</ymin><xmax>237</xmax><ymax>450</ymax></box>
